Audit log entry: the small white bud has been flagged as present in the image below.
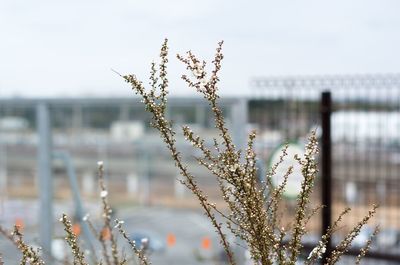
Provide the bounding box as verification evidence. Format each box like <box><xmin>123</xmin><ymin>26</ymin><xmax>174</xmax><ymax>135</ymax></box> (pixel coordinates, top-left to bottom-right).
<box><xmin>114</xmin><ymin>220</ymin><xmax>125</xmax><ymax>228</ymax></box>
<box><xmin>82</xmin><ymin>214</ymin><xmax>90</xmax><ymax>221</ymax></box>
<box><xmin>100</xmin><ymin>190</ymin><xmax>108</xmax><ymax>198</ymax></box>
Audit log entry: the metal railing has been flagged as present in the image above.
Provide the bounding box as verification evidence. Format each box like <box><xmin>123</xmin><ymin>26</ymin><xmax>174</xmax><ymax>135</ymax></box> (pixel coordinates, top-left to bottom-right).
<box><xmin>251</xmin><ymin>74</ymin><xmax>400</xmax><ymax>263</ymax></box>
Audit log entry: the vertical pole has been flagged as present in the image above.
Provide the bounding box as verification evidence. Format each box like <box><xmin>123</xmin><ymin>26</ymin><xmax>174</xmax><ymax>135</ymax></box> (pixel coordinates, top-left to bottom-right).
<box><xmin>231</xmin><ymin>98</ymin><xmax>248</xmax><ymax>152</ymax></box>
<box><xmin>37</xmin><ymin>103</ymin><xmax>53</xmax><ymax>261</ymax></box>
<box><xmin>0</xmin><ymin>141</ymin><xmax>7</xmax><ymax>218</ymax></box>
<box><xmin>321</xmin><ymin>91</ymin><xmax>332</xmax><ymax>263</ymax></box>
<box><xmin>231</xmin><ymin>98</ymin><xmax>248</xmax><ymax>265</ymax></box>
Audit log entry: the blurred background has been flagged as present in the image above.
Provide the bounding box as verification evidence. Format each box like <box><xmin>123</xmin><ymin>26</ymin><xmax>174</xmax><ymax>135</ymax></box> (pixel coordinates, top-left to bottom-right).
<box><xmin>1</xmin><ymin>1</ymin><xmax>400</xmax><ymax>264</ymax></box>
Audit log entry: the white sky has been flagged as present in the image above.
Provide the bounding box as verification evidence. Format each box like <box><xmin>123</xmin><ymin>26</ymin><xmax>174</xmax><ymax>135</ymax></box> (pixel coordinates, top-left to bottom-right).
<box><xmin>0</xmin><ymin>0</ymin><xmax>399</xmax><ymax>98</ymax></box>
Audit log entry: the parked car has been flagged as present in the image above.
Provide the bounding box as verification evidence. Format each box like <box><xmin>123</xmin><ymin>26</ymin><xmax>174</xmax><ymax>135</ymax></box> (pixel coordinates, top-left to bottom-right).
<box><xmin>129</xmin><ymin>231</ymin><xmax>166</xmax><ymax>253</ymax></box>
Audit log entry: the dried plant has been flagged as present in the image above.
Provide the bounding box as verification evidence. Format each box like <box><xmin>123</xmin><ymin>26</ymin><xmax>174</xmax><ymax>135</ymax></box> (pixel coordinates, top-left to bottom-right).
<box><xmin>114</xmin><ymin>220</ymin><xmax>149</xmax><ymax>265</ymax></box>
<box><xmin>0</xmin><ymin>162</ymin><xmax>148</xmax><ymax>265</ymax></box>
<box><xmin>122</xmin><ymin>39</ymin><xmax>379</xmax><ymax>264</ymax></box>
<box><xmin>58</xmin><ymin>161</ymin><xmax>151</xmax><ymax>265</ymax></box>
<box><xmin>0</xmin><ymin>39</ymin><xmax>379</xmax><ymax>265</ymax></box>
<box><xmin>97</xmin><ymin>161</ymin><xmax>120</xmax><ymax>265</ymax></box>
<box><xmin>0</xmin><ymin>224</ymin><xmax>45</xmax><ymax>265</ymax></box>
<box><xmin>77</xmin><ymin>162</ymin><xmax>146</xmax><ymax>265</ymax></box>
<box><xmin>60</xmin><ymin>214</ymin><xmax>88</xmax><ymax>265</ymax></box>
<box><xmin>355</xmin><ymin>226</ymin><xmax>380</xmax><ymax>265</ymax></box>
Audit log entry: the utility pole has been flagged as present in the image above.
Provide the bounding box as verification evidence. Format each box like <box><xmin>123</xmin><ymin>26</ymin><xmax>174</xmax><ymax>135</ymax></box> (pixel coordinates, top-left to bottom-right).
<box><xmin>37</xmin><ymin>103</ymin><xmax>53</xmax><ymax>262</ymax></box>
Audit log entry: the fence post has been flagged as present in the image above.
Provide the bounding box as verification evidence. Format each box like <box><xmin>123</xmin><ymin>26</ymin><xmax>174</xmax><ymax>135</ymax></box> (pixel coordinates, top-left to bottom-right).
<box><xmin>321</xmin><ymin>91</ymin><xmax>332</xmax><ymax>263</ymax></box>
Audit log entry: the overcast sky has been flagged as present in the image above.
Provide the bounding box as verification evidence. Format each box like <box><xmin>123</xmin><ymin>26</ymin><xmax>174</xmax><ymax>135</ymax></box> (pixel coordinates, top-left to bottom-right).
<box><xmin>1</xmin><ymin>0</ymin><xmax>399</xmax><ymax>98</ymax></box>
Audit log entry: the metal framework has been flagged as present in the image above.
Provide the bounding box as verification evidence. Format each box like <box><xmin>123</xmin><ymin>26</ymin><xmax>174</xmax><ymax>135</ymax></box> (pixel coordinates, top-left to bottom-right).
<box><xmin>251</xmin><ymin>73</ymin><xmax>400</xmax><ymax>263</ymax></box>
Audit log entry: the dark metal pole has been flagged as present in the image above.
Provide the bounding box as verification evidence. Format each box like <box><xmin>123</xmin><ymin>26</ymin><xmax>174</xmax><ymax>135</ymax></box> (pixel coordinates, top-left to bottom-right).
<box><xmin>321</xmin><ymin>91</ymin><xmax>332</xmax><ymax>263</ymax></box>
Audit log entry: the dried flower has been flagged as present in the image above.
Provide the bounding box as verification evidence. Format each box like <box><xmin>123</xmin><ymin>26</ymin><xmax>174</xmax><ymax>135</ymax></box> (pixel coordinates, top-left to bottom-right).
<box><xmin>100</xmin><ymin>190</ymin><xmax>108</xmax><ymax>198</ymax></box>
<box><xmin>124</xmin><ymin>39</ymin><xmax>379</xmax><ymax>265</ymax></box>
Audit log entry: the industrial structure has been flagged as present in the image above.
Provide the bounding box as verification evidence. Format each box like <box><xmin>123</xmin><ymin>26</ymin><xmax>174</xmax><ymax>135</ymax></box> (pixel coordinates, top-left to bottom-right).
<box><xmin>1</xmin><ymin>73</ymin><xmax>400</xmax><ymax>262</ymax></box>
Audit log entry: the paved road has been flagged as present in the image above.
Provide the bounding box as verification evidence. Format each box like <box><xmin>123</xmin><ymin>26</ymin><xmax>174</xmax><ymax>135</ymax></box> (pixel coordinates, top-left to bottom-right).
<box><xmin>2</xmin><ymin>205</ymin><xmax>399</xmax><ymax>265</ymax></box>
<box><xmin>0</xmin><ymin>205</ymin><xmax>227</xmax><ymax>265</ymax></box>
<box><xmin>119</xmin><ymin>207</ymin><xmax>223</xmax><ymax>265</ymax></box>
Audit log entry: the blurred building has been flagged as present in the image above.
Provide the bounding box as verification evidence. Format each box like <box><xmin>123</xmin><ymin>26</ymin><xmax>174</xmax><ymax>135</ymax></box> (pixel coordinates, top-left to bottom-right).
<box><xmin>1</xmin><ymin>74</ymin><xmax>400</xmax><ymax>242</ymax></box>
<box><xmin>0</xmin><ymin>97</ymin><xmax>248</xmax><ymax>205</ymax></box>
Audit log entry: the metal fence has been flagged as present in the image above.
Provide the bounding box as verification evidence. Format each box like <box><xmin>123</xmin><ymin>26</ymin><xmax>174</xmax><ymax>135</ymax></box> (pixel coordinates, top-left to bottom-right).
<box><xmin>2</xmin><ymin>75</ymin><xmax>400</xmax><ymax>263</ymax></box>
<box><xmin>251</xmin><ymin>74</ymin><xmax>400</xmax><ymax>263</ymax></box>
